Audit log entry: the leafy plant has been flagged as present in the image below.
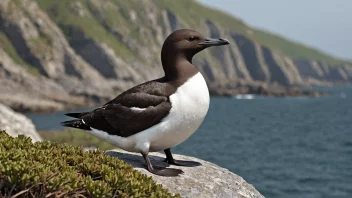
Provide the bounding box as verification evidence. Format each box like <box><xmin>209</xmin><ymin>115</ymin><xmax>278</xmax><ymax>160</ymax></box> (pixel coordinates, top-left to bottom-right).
<box><xmin>0</xmin><ymin>130</ymin><xmax>179</xmax><ymax>198</ymax></box>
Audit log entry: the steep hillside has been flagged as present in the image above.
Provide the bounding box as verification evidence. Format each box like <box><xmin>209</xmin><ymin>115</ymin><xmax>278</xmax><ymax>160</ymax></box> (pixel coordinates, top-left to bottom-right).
<box><xmin>0</xmin><ymin>0</ymin><xmax>351</xmax><ymax>112</ymax></box>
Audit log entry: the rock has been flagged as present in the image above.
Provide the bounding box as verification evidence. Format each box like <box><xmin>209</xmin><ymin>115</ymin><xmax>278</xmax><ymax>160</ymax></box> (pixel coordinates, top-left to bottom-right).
<box><xmin>295</xmin><ymin>60</ymin><xmax>352</xmax><ymax>84</ymax></box>
<box><xmin>0</xmin><ymin>0</ymin><xmax>117</xmax><ymax>109</ymax></box>
<box><xmin>0</xmin><ymin>103</ymin><xmax>41</xmax><ymax>142</ymax></box>
<box><xmin>106</xmin><ymin>150</ymin><xmax>264</xmax><ymax>198</ymax></box>
<box><xmin>0</xmin><ymin>48</ymin><xmax>84</xmax><ymax>113</ymax></box>
<box><xmin>231</xmin><ymin>33</ymin><xmax>270</xmax><ymax>82</ymax></box>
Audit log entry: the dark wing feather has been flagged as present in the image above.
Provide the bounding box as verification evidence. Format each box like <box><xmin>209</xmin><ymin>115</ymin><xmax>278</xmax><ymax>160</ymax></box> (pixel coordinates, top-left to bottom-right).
<box><xmin>81</xmin><ymin>80</ymin><xmax>174</xmax><ymax>137</ymax></box>
<box><xmin>103</xmin><ymin>100</ymin><xmax>171</xmax><ymax>137</ymax></box>
<box><xmin>109</xmin><ymin>92</ymin><xmax>169</xmax><ymax>108</ymax></box>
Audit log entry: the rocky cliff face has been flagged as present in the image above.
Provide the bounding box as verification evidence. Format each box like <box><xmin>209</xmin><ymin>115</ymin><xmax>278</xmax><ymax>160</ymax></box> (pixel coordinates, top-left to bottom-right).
<box><xmin>295</xmin><ymin>60</ymin><xmax>352</xmax><ymax>84</ymax></box>
<box><xmin>0</xmin><ymin>0</ymin><xmax>351</xmax><ymax>112</ymax></box>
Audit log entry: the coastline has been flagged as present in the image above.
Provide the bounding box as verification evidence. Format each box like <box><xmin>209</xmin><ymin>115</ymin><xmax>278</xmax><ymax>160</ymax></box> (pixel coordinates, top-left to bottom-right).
<box><xmin>11</xmin><ymin>84</ymin><xmax>339</xmax><ymax>114</ymax></box>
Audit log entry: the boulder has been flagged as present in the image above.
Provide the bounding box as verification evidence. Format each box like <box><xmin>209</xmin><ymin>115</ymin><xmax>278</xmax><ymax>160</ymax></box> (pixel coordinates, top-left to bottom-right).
<box><xmin>0</xmin><ymin>103</ymin><xmax>41</xmax><ymax>142</ymax></box>
<box><xmin>106</xmin><ymin>150</ymin><xmax>264</xmax><ymax>198</ymax></box>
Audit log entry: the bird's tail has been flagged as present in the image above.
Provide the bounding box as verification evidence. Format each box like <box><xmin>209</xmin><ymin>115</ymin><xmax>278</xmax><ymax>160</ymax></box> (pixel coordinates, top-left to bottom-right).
<box><xmin>61</xmin><ymin>119</ymin><xmax>91</xmax><ymax>130</ymax></box>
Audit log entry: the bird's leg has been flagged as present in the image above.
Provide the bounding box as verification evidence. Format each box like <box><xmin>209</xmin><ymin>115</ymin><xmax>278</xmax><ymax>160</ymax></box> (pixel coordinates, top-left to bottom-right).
<box><xmin>163</xmin><ymin>148</ymin><xmax>176</xmax><ymax>163</ymax></box>
<box><xmin>163</xmin><ymin>148</ymin><xmax>188</xmax><ymax>166</ymax></box>
<box><xmin>142</xmin><ymin>153</ymin><xmax>155</xmax><ymax>172</ymax></box>
<box><xmin>141</xmin><ymin>153</ymin><xmax>183</xmax><ymax>177</ymax></box>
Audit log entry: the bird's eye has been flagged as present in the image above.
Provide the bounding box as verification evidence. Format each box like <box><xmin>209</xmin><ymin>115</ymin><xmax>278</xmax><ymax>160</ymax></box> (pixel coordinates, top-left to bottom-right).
<box><xmin>187</xmin><ymin>36</ymin><xmax>196</xmax><ymax>41</ymax></box>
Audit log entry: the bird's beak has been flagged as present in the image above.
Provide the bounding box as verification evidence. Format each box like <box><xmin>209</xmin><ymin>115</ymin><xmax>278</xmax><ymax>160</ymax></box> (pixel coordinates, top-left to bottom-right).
<box><xmin>199</xmin><ymin>38</ymin><xmax>230</xmax><ymax>47</ymax></box>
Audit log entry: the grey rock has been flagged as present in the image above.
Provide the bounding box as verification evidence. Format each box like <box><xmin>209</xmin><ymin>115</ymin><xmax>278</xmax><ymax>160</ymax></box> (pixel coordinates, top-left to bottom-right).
<box><xmin>295</xmin><ymin>59</ymin><xmax>352</xmax><ymax>84</ymax></box>
<box><xmin>228</xmin><ymin>42</ymin><xmax>252</xmax><ymax>81</ymax></box>
<box><xmin>282</xmin><ymin>57</ymin><xmax>303</xmax><ymax>85</ymax></box>
<box><xmin>0</xmin><ymin>46</ymin><xmax>89</xmax><ymax>112</ymax></box>
<box><xmin>231</xmin><ymin>34</ymin><xmax>270</xmax><ymax>82</ymax></box>
<box><xmin>0</xmin><ymin>103</ymin><xmax>42</xmax><ymax>142</ymax></box>
<box><xmin>106</xmin><ymin>150</ymin><xmax>264</xmax><ymax>198</ymax></box>
<box><xmin>0</xmin><ymin>0</ymin><xmax>118</xmax><ymax>111</ymax></box>
<box><xmin>0</xmin><ymin>48</ymin><xmax>69</xmax><ymax>112</ymax></box>
<box><xmin>341</xmin><ymin>65</ymin><xmax>352</xmax><ymax>80</ymax></box>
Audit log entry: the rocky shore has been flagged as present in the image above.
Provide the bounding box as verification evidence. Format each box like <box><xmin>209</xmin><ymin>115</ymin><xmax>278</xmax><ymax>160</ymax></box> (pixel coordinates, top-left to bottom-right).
<box><xmin>209</xmin><ymin>78</ymin><xmax>329</xmax><ymax>97</ymax></box>
<box><xmin>210</xmin><ymin>85</ymin><xmax>329</xmax><ymax>97</ymax></box>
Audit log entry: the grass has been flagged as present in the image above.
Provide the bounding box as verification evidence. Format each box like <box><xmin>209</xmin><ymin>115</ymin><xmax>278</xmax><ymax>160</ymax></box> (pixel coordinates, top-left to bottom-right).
<box><xmin>36</xmin><ymin>0</ymin><xmax>135</xmax><ymax>60</ymax></box>
<box><xmin>38</xmin><ymin>129</ymin><xmax>117</xmax><ymax>151</ymax></box>
<box><xmin>156</xmin><ymin>0</ymin><xmax>248</xmax><ymax>32</ymax></box>
<box><xmin>29</xmin><ymin>36</ymin><xmax>52</xmax><ymax>58</ymax></box>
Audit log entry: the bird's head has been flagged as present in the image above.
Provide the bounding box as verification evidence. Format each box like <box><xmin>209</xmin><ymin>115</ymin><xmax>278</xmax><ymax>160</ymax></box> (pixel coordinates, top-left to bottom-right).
<box><xmin>161</xmin><ymin>29</ymin><xmax>230</xmax><ymax>64</ymax></box>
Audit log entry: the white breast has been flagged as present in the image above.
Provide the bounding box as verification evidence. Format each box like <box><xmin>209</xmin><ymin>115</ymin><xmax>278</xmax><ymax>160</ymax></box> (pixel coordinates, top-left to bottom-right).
<box><xmin>88</xmin><ymin>72</ymin><xmax>210</xmax><ymax>153</ymax></box>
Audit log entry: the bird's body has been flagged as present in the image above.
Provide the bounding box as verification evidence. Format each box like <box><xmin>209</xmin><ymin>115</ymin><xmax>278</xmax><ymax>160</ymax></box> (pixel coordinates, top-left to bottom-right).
<box><xmin>87</xmin><ymin>72</ymin><xmax>209</xmax><ymax>153</ymax></box>
<box><xmin>62</xmin><ymin>29</ymin><xmax>229</xmax><ymax>176</ymax></box>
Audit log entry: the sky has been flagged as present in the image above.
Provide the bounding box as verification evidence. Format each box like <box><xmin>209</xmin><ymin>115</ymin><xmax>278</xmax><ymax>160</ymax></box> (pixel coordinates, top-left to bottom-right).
<box><xmin>198</xmin><ymin>0</ymin><xmax>352</xmax><ymax>60</ymax></box>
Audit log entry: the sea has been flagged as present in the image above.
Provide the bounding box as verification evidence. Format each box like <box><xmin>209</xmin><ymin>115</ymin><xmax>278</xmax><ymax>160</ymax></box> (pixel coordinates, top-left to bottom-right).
<box><xmin>26</xmin><ymin>86</ymin><xmax>352</xmax><ymax>198</ymax></box>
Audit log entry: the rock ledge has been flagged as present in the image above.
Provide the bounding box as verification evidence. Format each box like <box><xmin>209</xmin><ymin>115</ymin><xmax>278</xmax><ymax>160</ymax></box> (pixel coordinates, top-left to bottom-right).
<box><xmin>107</xmin><ymin>150</ymin><xmax>264</xmax><ymax>198</ymax></box>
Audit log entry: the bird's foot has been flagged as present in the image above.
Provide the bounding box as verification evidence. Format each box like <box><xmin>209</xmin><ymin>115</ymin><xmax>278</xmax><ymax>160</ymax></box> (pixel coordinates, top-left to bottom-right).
<box><xmin>149</xmin><ymin>166</ymin><xmax>184</xmax><ymax>177</ymax></box>
<box><xmin>142</xmin><ymin>152</ymin><xmax>183</xmax><ymax>177</ymax></box>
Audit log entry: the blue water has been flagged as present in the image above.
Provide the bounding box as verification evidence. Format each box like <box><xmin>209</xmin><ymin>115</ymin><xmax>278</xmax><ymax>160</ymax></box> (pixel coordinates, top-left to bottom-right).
<box><xmin>26</xmin><ymin>86</ymin><xmax>352</xmax><ymax>198</ymax></box>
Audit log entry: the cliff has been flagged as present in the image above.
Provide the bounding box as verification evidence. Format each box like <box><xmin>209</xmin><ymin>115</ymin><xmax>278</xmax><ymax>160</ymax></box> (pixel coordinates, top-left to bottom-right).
<box><xmin>0</xmin><ymin>0</ymin><xmax>351</xmax><ymax>112</ymax></box>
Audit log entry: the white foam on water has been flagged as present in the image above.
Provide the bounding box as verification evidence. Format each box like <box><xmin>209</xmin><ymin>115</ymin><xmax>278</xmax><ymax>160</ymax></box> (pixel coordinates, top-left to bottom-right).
<box><xmin>234</xmin><ymin>94</ymin><xmax>255</xmax><ymax>100</ymax></box>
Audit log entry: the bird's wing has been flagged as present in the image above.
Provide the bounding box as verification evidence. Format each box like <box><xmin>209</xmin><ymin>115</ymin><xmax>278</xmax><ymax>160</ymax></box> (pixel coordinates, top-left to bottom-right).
<box><xmin>81</xmin><ymin>91</ymin><xmax>172</xmax><ymax>137</ymax></box>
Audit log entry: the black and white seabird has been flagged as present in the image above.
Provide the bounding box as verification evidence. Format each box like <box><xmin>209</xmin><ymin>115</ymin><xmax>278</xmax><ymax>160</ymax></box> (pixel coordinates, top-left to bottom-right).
<box><xmin>61</xmin><ymin>29</ymin><xmax>229</xmax><ymax>176</ymax></box>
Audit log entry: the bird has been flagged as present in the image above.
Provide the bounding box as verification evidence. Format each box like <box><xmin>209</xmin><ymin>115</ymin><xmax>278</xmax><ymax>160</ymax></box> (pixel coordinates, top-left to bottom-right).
<box><xmin>61</xmin><ymin>29</ymin><xmax>230</xmax><ymax>176</ymax></box>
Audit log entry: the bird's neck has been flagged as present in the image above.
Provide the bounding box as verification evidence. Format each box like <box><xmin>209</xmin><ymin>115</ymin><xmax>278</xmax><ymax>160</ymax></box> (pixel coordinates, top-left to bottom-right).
<box><xmin>161</xmin><ymin>52</ymin><xmax>198</xmax><ymax>81</ymax></box>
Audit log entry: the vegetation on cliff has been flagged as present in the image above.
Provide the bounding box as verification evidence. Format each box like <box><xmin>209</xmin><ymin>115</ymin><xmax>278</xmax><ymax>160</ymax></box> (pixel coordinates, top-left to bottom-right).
<box><xmin>37</xmin><ymin>0</ymin><xmax>350</xmax><ymax>65</ymax></box>
<box><xmin>0</xmin><ymin>131</ymin><xmax>179</xmax><ymax>198</ymax></box>
<box><xmin>1</xmin><ymin>0</ymin><xmax>351</xmax><ymax>112</ymax></box>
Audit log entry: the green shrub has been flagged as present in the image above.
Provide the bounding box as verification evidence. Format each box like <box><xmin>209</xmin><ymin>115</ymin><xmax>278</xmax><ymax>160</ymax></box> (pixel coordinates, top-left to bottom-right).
<box><xmin>0</xmin><ymin>131</ymin><xmax>179</xmax><ymax>198</ymax></box>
